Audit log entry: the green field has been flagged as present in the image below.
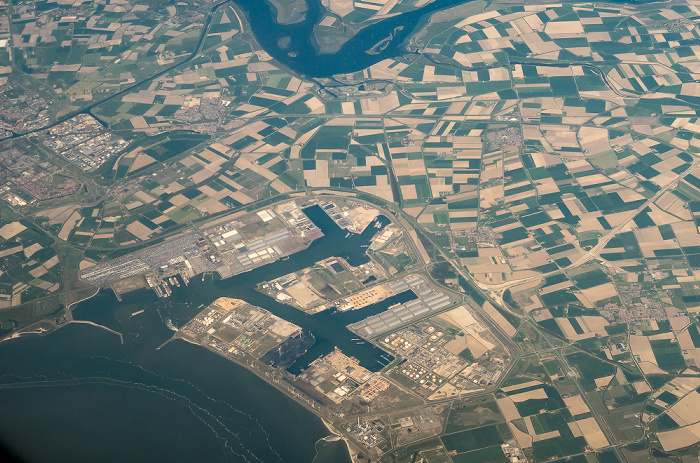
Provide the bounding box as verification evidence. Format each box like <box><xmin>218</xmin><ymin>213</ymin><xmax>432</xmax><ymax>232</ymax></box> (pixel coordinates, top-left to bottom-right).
<box><xmin>565</xmin><ymin>352</ymin><xmax>616</xmax><ymax>391</ymax></box>
<box><xmin>440</xmin><ymin>424</ymin><xmax>503</xmax><ymax>454</ymax></box>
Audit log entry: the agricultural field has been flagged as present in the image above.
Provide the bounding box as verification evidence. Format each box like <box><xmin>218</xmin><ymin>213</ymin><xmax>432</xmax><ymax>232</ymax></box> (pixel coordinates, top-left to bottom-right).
<box><xmin>6</xmin><ymin>0</ymin><xmax>700</xmax><ymax>461</ymax></box>
<box><xmin>498</xmin><ymin>363</ymin><xmax>604</xmax><ymax>461</ymax></box>
<box><xmin>6</xmin><ymin>0</ymin><xmax>213</xmax><ymax>129</ymax></box>
<box><xmin>0</xmin><ymin>218</ymin><xmax>59</xmax><ymax>308</ymax></box>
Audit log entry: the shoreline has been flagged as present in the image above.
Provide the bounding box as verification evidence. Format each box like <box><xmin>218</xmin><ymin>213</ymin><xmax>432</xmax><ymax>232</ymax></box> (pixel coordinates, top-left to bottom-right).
<box><xmin>1</xmin><ymin>328</ymin><xmax>49</xmax><ymax>342</ymax></box>
<box><xmin>321</xmin><ymin>417</ymin><xmax>356</xmax><ymax>463</ymax></box>
<box><xmin>169</xmin><ymin>334</ymin><xmax>359</xmax><ymax>461</ymax></box>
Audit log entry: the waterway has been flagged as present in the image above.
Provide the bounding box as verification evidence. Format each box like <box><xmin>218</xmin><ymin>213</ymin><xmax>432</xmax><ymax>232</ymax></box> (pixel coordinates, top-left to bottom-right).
<box><xmin>233</xmin><ymin>0</ymin><xmax>478</xmax><ymax>77</ymax></box>
<box><xmin>0</xmin><ymin>205</ymin><xmax>405</xmax><ymax>462</ymax></box>
<box><xmin>74</xmin><ymin>205</ymin><xmax>407</xmax><ymax>373</ymax></box>
<box><xmin>232</xmin><ymin>0</ymin><xmax>648</xmax><ymax>78</ymax></box>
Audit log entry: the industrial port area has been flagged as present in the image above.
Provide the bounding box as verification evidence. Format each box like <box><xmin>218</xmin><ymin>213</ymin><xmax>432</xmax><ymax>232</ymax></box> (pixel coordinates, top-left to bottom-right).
<box><xmin>177</xmin><ymin>297</ymin><xmax>314</xmax><ymax>369</ymax></box>
<box><xmin>80</xmin><ymin>199</ymin><xmax>326</xmax><ymax>298</ymax></box>
<box><xmin>87</xmin><ymin>195</ymin><xmax>522</xmax><ymax>461</ymax></box>
<box><xmin>347</xmin><ymin>276</ymin><xmax>458</xmax><ymax>339</ymax></box>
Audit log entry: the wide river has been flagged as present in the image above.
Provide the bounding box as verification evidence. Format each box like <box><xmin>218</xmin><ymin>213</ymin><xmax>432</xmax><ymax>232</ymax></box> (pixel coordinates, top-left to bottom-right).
<box><xmin>0</xmin><ymin>205</ymin><xmax>412</xmax><ymax>462</ymax></box>
<box><xmin>232</xmin><ymin>0</ymin><xmax>477</xmax><ymax>77</ymax></box>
